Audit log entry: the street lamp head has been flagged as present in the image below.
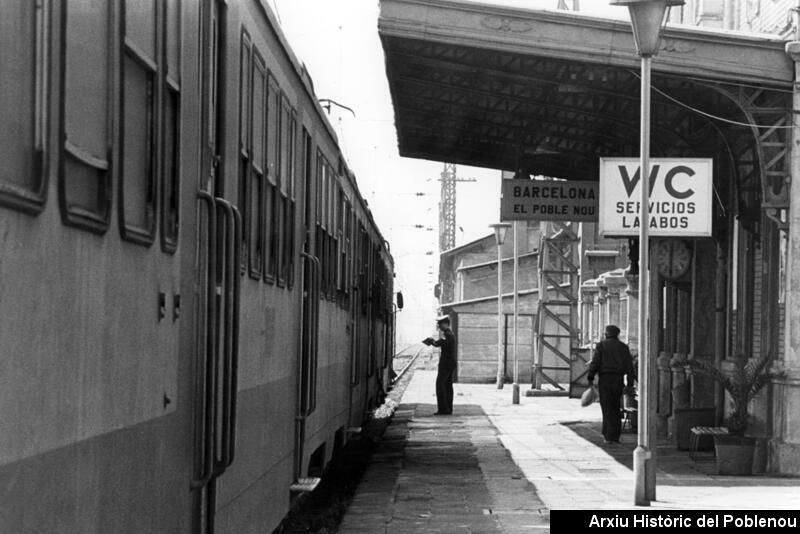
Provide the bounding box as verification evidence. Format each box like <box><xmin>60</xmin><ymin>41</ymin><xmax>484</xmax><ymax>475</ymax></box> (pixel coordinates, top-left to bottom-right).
<box><xmin>610</xmin><ymin>0</ymin><xmax>684</xmax><ymax>57</ymax></box>
<box><xmin>489</xmin><ymin>223</ymin><xmax>512</xmax><ymax>246</ymax></box>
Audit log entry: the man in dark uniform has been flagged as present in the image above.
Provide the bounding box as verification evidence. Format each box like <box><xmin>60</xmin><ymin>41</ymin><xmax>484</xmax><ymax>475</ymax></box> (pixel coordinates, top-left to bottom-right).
<box><xmin>587</xmin><ymin>324</ymin><xmax>635</xmax><ymax>443</ymax></box>
<box><xmin>423</xmin><ymin>315</ymin><xmax>456</xmax><ymax>415</ymax></box>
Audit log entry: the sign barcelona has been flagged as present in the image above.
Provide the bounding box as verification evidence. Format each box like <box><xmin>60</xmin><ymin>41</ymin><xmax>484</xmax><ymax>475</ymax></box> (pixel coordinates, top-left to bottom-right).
<box><xmin>500</xmin><ymin>179</ymin><xmax>598</xmax><ymax>222</ymax></box>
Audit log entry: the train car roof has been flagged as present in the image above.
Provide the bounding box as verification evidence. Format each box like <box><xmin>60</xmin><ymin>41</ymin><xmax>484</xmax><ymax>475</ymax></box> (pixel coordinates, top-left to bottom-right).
<box><xmin>257</xmin><ymin>1</ymin><xmax>391</xmax><ymax>258</ymax></box>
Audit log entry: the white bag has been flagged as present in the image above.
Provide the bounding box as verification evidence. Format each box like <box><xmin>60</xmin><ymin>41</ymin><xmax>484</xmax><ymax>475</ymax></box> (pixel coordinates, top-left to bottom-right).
<box><xmin>580</xmin><ymin>385</ymin><xmax>599</xmax><ymax>407</ymax></box>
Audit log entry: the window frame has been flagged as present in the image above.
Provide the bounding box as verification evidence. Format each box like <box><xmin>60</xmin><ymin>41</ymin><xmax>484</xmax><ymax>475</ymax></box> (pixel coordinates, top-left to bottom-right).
<box><xmin>0</xmin><ymin>0</ymin><xmax>50</xmax><ymax>215</ymax></box>
<box><xmin>58</xmin><ymin>0</ymin><xmax>113</xmax><ymax>234</ymax></box>
<box><xmin>284</xmin><ymin>108</ymin><xmax>298</xmax><ymax>289</ymax></box>
<box><xmin>237</xmin><ymin>28</ymin><xmax>252</xmax><ymax>271</ymax></box>
<box><xmin>248</xmin><ymin>48</ymin><xmax>268</xmax><ymax>280</ymax></box>
<box><xmin>159</xmin><ymin>0</ymin><xmax>181</xmax><ymax>253</ymax></box>
<box><xmin>119</xmin><ymin>34</ymin><xmax>159</xmax><ymax>246</ymax></box>
<box><xmin>264</xmin><ymin>72</ymin><xmax>280</xmax><ymax>283</ymax></box>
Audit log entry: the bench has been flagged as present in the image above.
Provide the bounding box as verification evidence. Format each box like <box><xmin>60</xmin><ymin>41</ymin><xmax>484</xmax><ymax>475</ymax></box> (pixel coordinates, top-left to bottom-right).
<box><xmin>689</xmin><ymin>426</ymin><xmax>728</xmax><ymax>460</ymax></box>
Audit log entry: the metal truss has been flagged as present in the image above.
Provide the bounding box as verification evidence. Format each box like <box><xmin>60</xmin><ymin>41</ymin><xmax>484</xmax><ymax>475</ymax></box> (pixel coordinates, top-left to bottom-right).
<box><xmin>387</xmin><ymin>37</ymin><xmax>792</xmax><ymax>225</ymax></box>
<box><xmin>439</xmin><ymin>163</ymin><xmax>457</xmax><ymax>251</ymax></box>
<box><xmin>534</xmin><ymin>221</ymin><xmax>580</xmax><ymax>393</ymax></box>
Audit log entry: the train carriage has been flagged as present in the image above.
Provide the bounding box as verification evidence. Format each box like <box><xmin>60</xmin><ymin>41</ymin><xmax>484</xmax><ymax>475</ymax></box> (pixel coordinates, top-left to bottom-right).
<box><xmin>0</xmin><ymin>1</ymin><xmax>394</xmax><ymax>533</ymax></box>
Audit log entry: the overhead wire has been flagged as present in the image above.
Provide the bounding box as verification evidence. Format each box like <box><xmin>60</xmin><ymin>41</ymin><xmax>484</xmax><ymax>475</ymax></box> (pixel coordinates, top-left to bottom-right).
<box><xmin>628</xmin><ymin>69</ymin><xmax>795</xmax><ymax>129</ymax></box>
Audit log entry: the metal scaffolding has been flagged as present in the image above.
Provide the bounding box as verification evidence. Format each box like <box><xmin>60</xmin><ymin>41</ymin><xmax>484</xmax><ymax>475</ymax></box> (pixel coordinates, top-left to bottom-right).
<box><xmin>533</xmin><ymin>221</ymin><xmax>580</xmax><ymax>394</ymax></box>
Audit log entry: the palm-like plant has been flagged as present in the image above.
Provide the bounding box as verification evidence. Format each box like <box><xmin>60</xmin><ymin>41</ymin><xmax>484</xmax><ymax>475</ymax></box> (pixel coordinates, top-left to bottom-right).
<box><xmin>686</xmin><ymin>354</ymin><xmax>781</xmax><ymax>434</ymax></box>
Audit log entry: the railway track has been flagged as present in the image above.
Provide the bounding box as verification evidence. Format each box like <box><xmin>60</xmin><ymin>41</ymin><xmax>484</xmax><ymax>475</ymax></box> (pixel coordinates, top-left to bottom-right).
<box><xmin>391</xmin><ymin>343</ymin><xmax>428</xmax><ymax>385</ymax></box>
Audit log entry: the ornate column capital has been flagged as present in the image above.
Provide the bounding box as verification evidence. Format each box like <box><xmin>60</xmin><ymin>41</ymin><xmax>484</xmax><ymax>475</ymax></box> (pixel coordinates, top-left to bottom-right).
<box><xmin>785</xmin><ymin>41</ymin><xmax>800</xmax><ymax>65</ymax></box>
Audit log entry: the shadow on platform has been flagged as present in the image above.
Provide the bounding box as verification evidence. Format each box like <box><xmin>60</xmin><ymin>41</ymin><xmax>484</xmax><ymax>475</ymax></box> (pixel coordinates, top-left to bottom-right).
<box><xmin>560</xmin><ymin>421</ymin><xmax>800</xmax><ymax>487</ymax></box>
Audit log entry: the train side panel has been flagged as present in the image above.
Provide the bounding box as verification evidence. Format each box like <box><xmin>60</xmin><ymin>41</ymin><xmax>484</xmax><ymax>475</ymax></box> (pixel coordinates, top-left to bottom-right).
<box><xmin>0</xmin><ymin>1</ymin><xmax>395</xmax><ymax>533</ymax></box>
<box><xmin>0</xmin><ymin>1</ymin><xmax>205</xmax><ymax>532</ymax></box>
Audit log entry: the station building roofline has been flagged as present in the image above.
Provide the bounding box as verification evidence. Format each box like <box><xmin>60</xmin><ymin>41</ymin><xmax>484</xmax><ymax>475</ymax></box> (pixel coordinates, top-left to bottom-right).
<box><xmin>379</xmin><ymin>0</ymin><xmax>794</xmax><ymax>183</ymax></box>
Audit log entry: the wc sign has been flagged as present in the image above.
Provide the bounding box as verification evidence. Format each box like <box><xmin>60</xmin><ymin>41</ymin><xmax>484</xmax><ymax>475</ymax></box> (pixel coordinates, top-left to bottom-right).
<box><xmin>599</xmin><ymin>157</ymin><xmax>713</xmax><ymax>237</ymax></box>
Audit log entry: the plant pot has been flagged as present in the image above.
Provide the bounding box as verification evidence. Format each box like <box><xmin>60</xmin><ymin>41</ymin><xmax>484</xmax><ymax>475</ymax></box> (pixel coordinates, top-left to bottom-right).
<box><xmin>714</xmin><ymin>434</ymin><xmax>756</xmax><ymax>476</ymax></box>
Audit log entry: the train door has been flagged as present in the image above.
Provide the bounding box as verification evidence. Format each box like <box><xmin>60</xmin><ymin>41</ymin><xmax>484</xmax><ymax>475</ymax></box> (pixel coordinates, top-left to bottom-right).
<box><xmin>353</xmin><ymin>226</ymin><xmax>374</xmax><ymax>424</ymax></box>
<box><xmin>191</xmin><ymin>1</ymin><xmax>241</xmax><ymax>533</ymax></box>
<box><xmin>295</xmin><ymin>127</ymin><xmax>320</xmax><ymax>479</ymax></box>
<box><xmin>349</xmin><ymin>226</ymin><xmax>365</xmax><ymax>427</ymax></box>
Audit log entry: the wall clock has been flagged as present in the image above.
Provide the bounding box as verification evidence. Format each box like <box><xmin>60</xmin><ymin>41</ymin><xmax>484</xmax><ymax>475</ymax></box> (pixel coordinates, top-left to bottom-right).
<box><xmin>655</xmin><ymin>240</ymin><xmax>692</xmax><ymax>280</ymax></box>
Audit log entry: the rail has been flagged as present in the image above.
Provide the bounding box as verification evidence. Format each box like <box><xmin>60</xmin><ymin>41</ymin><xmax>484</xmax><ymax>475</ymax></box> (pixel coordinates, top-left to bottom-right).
<box><xmin>191</xmin><ymin>190</ymin><xmax>216</xmax><ymax>490</ymax></box>
<box><xmin>391</xmin><ymin>344</ymin><xmax>427</xmax><ymax>385</ymax></box>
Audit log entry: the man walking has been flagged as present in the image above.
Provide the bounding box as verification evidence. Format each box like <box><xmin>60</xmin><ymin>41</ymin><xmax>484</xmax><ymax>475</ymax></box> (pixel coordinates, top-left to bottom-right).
<box><xmin>423</xmin><ymin>315</ymin><xmax>456</xmax><ymax>415</ymax></box>
<box><xmin>587</xmin><ymin>325</ymin><xmax>635</xmax><ymax>443</ymax></box>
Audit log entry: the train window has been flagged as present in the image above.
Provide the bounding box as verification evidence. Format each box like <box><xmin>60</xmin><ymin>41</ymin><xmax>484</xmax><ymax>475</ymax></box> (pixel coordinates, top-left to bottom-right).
<box><xmin>238</xmin><ymin>30</ymin><xmax>252</xmax><ymax>270</ymax></box>
<box><xmin>160</xmin><ymin>0</ymin><xmax>181</xmax><ymax>251</ymax></box>
<box><xmin>119</xmin><ymin>0</ymin><xmax>159</xmax><ymax>245</ymax></box>
<box><xmin>314</xmin><ymin>151</ymin><xmax>323</xmax><ymax>289</ymax></box>
<box><xmin>316</xmin><ymin>151</ymin><xmax>329</xmax><ymax>296</ymax></box>
<box><xmin>327</xmin><ymin>162</ymin><xmax>337</xmax><ymax>299</ymax></box>
<box><xmin>315</xmin><ymin>152</ymin><xmax>321</xmax><ymax>231</ymax></box>
<box><xmin>337</xmin><ymin>191</ymin><xmax>348</xmax><ymax>305</ymax></box>
<box><xmin>267</xmin><ymin>75</ymin><xmax>280</xmax><ymax>188</ymax></box>
<box><xmin>265</xmin><ymin>185</ymin><xmax>276</xmax><ymax>283</ymax></box>
<box><xmin>302</xmin><ymin>128</ymin><xmax>312</xmax><ymax>236</ymax></box>
<box><xmin>289</xmin><ymin>110</ymin><xmax>298</xmax><ymax>201</ymax></box>
<box><xmin>161</xmin><ymin>81</ymin><xmax>180</xmax><ymax>253</ymax></box>
<box><xmin>0</xmin><ymin>1</ymin><xmax>49</xmax><ymax>214</ymax></box>
<box><xmin>285</xmin><ymin>199</ymin><xmax>296</xmax><ymax>289</ymax></box>
<box><xmin>265</xmin><ymin>74</ymin><xmax>280</xmax><ymax>283</ymax></box>
<box><xmin>279</xmin><ymin>107</ymin><xmax>297</xmax><ymax>289</ymax></box>
<box><xmin>327</xmin><ymin>162</ymin><xmax>336</xmax><ymax>232</ymax></box>
<box><xmin>276</xmin><ymin>189</ymin><xmax>286</xmax><ymax>287</ymax></box>
<box><xmin>286</xmin><ymin>110</ymin><xmax>298</xmax><ymax>289</ymax></box>
<box><xmin>249</xmin><ymin>50</ymin><xmax>267</xmax><ymax>279</ymax></box>
<box><xmin>334</xmin><ymin>188</ymin><xmax>341</xmax><ymax>297</ymax></box>
<box><xmin>276</xmin><ymin>95</ymin><xmax>290</xmax><ymax>288</ymax></box>
<box><xmin>59</xmin><ymin>0</ymin><xmax>112</xmax><ymax>233</ymax></box>
<box><xmin>335</xmin><ymin>186</ymin><xmax>343</xmax><ymax>294</ymax></box>
<box><xmin>280</xmin><ymin>97</ymin><xmax>291</xmax><ymax>197</ymax></box>
<box><xmin>360</xmin><ymin>225</ymin><xmax>369</xmax><ymax>315</ymax></box>
<box><xmin>120</xmin><ymin>52</ymin><xmax>157</xmax><ymax>244</ymax></box>
<box><xmin>317</xmin><ymin>152</ymin><xmax>327</xmax><ymax>231</ymax></box>
<box><xmin>343</xmin><ymin>199</ymin><xmax>353</xmax><ymax>306</ymax></box>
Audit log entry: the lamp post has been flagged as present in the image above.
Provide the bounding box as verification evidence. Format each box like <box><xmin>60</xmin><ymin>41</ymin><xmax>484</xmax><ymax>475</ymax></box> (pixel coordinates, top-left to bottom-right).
<box><xmin>610</xmin><ymin>0</ymin><xmax>683</xmax><ymax>507</ymax></box>
<box><xmin>512</xmin><ymin>221</ymin><xmax>520</xmax><ymax>404</ymax></box>
<box><xmin>490</xmin><ymin>223</ymin><xmax>512</xmax><ymax>389</ymax></box>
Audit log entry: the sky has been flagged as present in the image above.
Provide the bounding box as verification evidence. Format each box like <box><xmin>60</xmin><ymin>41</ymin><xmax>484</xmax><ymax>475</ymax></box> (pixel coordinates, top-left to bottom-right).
<box><xmin>272</xmin><ymin>0</ymin><xmax>629</xmax><ymax>345</ymax></box>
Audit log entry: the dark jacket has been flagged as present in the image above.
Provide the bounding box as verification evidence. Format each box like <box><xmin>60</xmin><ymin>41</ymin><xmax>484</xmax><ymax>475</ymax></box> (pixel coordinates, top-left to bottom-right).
<box><xmin>588</xmin><ymin>337</ymin><xmax>634</xmax><ymax>385</ymax></box>
<box><xmin>431</xmin><ymin>327</ymin><xmax>456</xmax><ymax>369</ymax></box>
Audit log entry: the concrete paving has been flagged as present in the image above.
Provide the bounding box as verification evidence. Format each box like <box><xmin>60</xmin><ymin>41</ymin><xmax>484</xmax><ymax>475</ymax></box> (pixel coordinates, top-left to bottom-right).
<box><xmin>337</xmin><ymin>370</ymin><xmax>800</xmax><ymax>533</ymax></box>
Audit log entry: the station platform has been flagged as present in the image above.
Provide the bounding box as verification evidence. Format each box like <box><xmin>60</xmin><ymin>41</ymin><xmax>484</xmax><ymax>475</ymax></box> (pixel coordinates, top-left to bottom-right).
<box><xmin>337</xmin><ymin>370</ymin><xmax>800</xmax><ymax>533</ymax></box>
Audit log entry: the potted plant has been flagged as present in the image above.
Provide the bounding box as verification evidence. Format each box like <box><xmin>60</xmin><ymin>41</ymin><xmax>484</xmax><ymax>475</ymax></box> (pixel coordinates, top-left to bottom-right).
<box><xmin>685</xmin><ymin>353</ymin><xmax>782</xmax><ymax>475</ymax></box>
<box><xmin>669</xmin><ymin>354</ymin><xmax>715</xmax><ymax>450</ymax></box>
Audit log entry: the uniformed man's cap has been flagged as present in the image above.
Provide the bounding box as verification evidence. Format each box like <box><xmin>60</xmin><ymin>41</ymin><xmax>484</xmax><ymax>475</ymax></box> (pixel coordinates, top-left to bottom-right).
<box><xmin>436</xmin><ymin>315</ymin><xmax>450</xmax><ymax>324</ymax></box>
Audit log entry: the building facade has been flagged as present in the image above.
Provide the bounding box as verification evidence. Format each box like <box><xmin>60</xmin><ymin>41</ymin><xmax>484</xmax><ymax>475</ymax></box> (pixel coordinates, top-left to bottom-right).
<box><xmin>436</xmin><ymin>222</ymin><xmax>541</xmax><ymax>382</ymax></box>
<box><xmin>381</xmin><ymin>0</ymin><xmax>800</xmax><ymax>474</ymax></box>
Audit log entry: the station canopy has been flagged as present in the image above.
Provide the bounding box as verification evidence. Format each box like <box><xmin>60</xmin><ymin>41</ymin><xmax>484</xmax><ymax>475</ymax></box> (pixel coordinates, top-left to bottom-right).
<box><xmin>378</xmin><ymin>0</ymin><xmax>794</xmax><ymax>194</ymax></box>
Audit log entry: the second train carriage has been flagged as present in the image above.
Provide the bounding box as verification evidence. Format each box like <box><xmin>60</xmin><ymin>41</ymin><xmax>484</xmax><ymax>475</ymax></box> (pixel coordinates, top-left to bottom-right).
<box><xmin>0</xmin><ymin>1</ymin><xmax>395</xmax><ymax>532</ymax></box>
